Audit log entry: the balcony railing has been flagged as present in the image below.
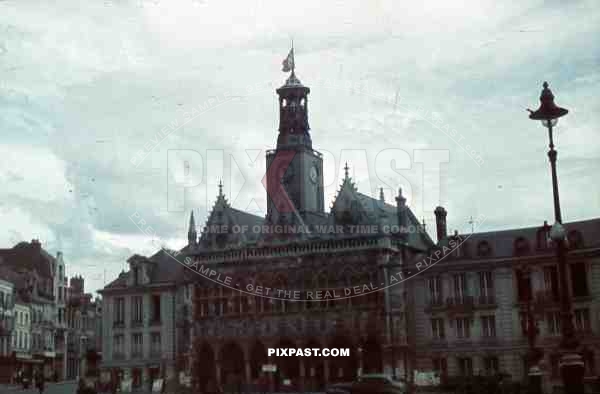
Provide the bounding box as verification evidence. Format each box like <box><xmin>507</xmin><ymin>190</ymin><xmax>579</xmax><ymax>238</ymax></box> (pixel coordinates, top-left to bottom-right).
<box><xmin>149</xmin><ymin>349</ymin><xmax>161</xmax><ymax>359</ymax></box>
<box><xmin>113</xmin><ymin>352</ymin><xmax>125</xmax><ymax>360</ymax></box>
<box><xmin>476</xmin><ymin>294</ymin><xmax>497</xmax><ymax>308</ymax></box>
<box><xmin>535</xmin><ymin>290</ymin><xmax>560</xmax><ymax>306</ymax></box>
<box><xmin>425</xmin><ymin>295</ymin><xmax>445</xmax><ymax>312</ymax></box>
<box><xmin>113</xmin><ymin>321</ymin><xmax>125</xmax><ymax>329</ymax></box>
<box><xmin>446</xmin><ymin>296</ymin><xmax>474</xmax><ymax>312</ymax></box>
<box><xmin>131</xmin><ymin>350</ymin><xmax>143</xmax><ymax>359</ymax></box>
<box><xmin>131</xmin><ymin>320</ymin><xmax>143</xmax><ymax>328</ymax></box>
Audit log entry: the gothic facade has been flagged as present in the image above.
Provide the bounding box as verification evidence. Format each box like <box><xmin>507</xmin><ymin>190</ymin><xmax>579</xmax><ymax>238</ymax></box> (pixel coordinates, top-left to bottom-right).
<box><xmin>186</xmin><ymin>70</ymin><xmax>434</xmax><ymax>392</ymax></box>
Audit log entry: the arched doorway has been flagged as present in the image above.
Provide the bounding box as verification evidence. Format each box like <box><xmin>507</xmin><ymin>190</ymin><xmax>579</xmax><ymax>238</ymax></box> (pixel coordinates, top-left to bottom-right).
<box><xmin>274</xmin><ymin>338</ymin><xmax>300</xmax><ymax>391</ymax></box>
<box><xmin>220</xmin><ymin>342</ymin><xmax>245</xmax><ymax>391</ymax></box>
<box><xmin>193</xmin><ymin>342</ymin><xmax>216</xmax><ymax>392</ymax></box>
<box><xmin>305</xmin><ymin>339</ymin><xmax>325</xmax><ymax>391</ymax></box>
<box><xmin>329</xmin><ymin>336</ymin><xmax>357</xmax><ymax>383</ymax></box>
<box><xmin>362</xmin><ymin>336</ymin><xmax>382</xmax><ymax>373</ymax></box>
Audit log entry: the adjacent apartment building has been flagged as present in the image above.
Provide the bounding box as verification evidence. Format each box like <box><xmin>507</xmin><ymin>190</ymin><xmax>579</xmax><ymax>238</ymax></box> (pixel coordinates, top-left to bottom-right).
<box><xmin>414</xmin><ymin>211</ymin><xmax>600</xmax><ymax>391</ymax></box>
<box><xmin>99</xmin><ymin>251</ymin><xmax>193</xmax><ymax>391</ymax></box>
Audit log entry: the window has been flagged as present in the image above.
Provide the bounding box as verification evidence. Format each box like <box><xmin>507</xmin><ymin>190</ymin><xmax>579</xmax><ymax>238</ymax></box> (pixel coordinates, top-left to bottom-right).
<box><xmin>550</xmin><ymin>354</ymin><xmax>560</xmax><ymax>378</ymax></box>
<box><xmin>458</xmin><ymin>357</ymin><xmax>473</xmax><ymax>376</ymax></box>
<box><xmin>479</xmin><ymin>271</ymin><xmax>493</xmax><ymax>298</ymax></box>
<box><xmin>514</xmin><ymin>237</ymin><xmax>530</xmax><ymax>255</ymax></box>
<box><xmin>133</xmin><ymin>267</ymin><xmax>140</xmax><ymax>286</ymax></box>
<box><xmin>132</xmin><ymin>296</ymin><xmax>143</xmax><ymax>325</ymax></box>
<box><xmin>543</xmin><ymin>265</ymin><xmax>560</xmax><ymax>302</ymax></box>
<box><xmin>574</xmin><ymin>309</ymin><xmax>591</xmax><ymax>332</ymax></box>
<box><xmin>151</xmin><ymin>295</ymin><xmax>161</xmax><ymax>323</ymax></box>
<box><xmin>428</xmin><ymin>276</ymin><xmax>442</xmax><ymax>305</ymax></box>
<box><xmin>431</xmin><ymin>318</ymin><xmax>445</xmax><ymax>339</ymax></box>
<box><xmin>131</xmin><ymin>333</ymin><xmax>143</xmax><ymax>358</ymax></box>
<box><xmin>481</xmin><ymin>315</ymin><xmax>496</xmax><ymax>337</ymax></box>
<box><xmin>453</xmin><ymin>273</ymin><xmax>467</xmax><ymax>300</ymax></box>
<box><xmin>516</xmin><ymin>269</ymin><xmax>531</xmax><ymax>302</ymax></box>
<box><xmin>477</xmin><ymin>241</ymin><xmax>491</xmax><ymax>257</ymax></box>
<box><xmin>151</xmin><ymin>333</ymin><xmax>161</xmax><ymax>355</ymax></box>
<box><xmin>113</xmin><ymin>334</ymin><xmax>124</xmax><ymax>358</ymax></box>
<box><xmin>114</xmin><ymin>298</ymin><xmax>125</xmax><ymax>325</ymax></box>
<box><xmin>571</xmin><ymin>263</ymin><xmax>589</xmax><ymax>297</ymax></box>
<box><xmin>568</xmin><ymin>230</ymin><xmax>584</xmax><ymax>249</ymax></box>
<box><xmin>546</xmin><ymin>312</ymin><xmax>561</xmax><ymax>336</ymax></box>
<box><xmin>484</xmin><ymin>356</ymin><xmax>499</xmax><ymax>375</ymax></box>
<box><xmin>584</xmin><ymin>350</ymin><xmax>595</xmax><ymax>376</ymax></box>
<box><xmin>455</xmin><ymin>318</ymin><xmax>471</xmax><ymax>339</ymax></box>
<box><xmin>432</xmin><ymin>358</ymin><xmax>447</xmax><ymax>381</ymax></box>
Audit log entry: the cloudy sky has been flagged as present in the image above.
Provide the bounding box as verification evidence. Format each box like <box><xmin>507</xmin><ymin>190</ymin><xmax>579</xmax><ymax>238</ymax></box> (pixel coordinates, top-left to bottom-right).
<box><xmin>1</xmin><ymin>0</ymin><xmax>599</xmax><ymax>294</ymax></box>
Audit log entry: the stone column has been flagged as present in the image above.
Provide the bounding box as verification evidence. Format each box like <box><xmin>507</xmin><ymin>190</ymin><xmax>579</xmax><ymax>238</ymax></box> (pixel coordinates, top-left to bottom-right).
<box><xmin>245</xmin><ymin>360</ymin><xmax>252</xmax><ymax>387</ymax></box>
<box><xmin>299</xmin><ymin>359</ymin><xmax>305</xmax><ymax>392</ymax></box>
<box><xmin>267</xmin><ymin>356</ymin><xmax>275</xmax><ymax>392</ymax></box>
<box><xmin>215</xmin><ymin>360</ymin><xmax>222</xmax><ymax>387</ymax></box>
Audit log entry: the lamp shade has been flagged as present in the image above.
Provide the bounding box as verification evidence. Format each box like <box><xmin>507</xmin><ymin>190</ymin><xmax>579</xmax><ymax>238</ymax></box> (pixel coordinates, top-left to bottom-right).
<box><xmin>528</xmin><ymin>82</ymin><xmax>568</xmax><ymax>121</ymax></box>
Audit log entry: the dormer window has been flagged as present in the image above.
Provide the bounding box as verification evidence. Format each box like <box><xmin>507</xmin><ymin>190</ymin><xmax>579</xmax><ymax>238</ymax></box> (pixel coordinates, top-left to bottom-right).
<box><xmin>567</xmin><ymin>230</ymin><xmax>584</xmax><ymax>249</ymax></box>
<box><xmin>536</xmin><ymin>222</ymin><xmax>552</xmax><ymax>249</ymax></box>
<box><xmin>133</xmin><ymin>267</ymin><xmax>140</xmax><ymax>286</ymax></box>
<box><xmin>514</xmin><ymin>237</ymin><xmax>530</xmax><ymax>256</ymax></box>
<box><xmin>477</xmin><ymin>241</ymin><xmax>492</xmax><ymax>257</ymax></box>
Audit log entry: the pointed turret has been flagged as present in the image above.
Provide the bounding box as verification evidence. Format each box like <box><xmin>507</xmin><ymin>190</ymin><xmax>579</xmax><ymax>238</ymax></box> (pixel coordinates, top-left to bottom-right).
<box><xmin>396</xmin><ymin>188</ymin><xmax>408</xmax><ymax>239</ymax></box>
<box><xmin>188</xmin><ymin>210</ymin><xmax>197</xmax><ymax>246</ymax></box>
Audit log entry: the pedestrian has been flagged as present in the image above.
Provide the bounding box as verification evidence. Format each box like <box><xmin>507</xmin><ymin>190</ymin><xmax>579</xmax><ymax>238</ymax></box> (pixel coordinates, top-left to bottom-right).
<box><xmin>35</xmin><ymin>369</ymin><xmax>45</xmax><ymax>394</ymax></box>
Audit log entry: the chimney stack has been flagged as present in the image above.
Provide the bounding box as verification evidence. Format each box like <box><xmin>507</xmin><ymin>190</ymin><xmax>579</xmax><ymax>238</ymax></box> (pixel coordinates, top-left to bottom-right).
<box><xmin>434</xmin><ymin>206</ymin><xmax>448</xmax><ymax>243</ymax></box>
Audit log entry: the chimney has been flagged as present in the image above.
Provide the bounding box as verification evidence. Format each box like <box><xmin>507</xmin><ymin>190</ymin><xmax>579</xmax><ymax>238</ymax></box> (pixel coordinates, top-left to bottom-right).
<box><xmin>434</xmin><ymin>206</ymin><xmax>447</xmax><ymax>243</ymax></box>
<box><xmin>31</xmin><ymin>239</ymin><xmax>41</xmax><ymax>251</ymax></box>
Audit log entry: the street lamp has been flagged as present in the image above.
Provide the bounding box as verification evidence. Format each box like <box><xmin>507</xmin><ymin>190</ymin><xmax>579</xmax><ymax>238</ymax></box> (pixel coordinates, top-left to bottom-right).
<box><xmin>528</xmin><ymin>82</ymin><xmax>584</xmax><ymax>394</ymax></box>
<box><xmin>518</xmin><ymin>264</ymin><xmax>543</xmax><ymax>394</ymax></box>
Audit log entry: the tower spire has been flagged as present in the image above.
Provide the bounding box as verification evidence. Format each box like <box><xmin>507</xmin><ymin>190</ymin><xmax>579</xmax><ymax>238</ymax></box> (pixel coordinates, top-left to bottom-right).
<box><xmin>187</xmin><ymin>210</ymin><xmax>197</xmax><ymax>246</ymax></box>
<box><xmin>344</xmin><ymin>162</ymin><xmax>350</xmax><ymax>180</ymax></box>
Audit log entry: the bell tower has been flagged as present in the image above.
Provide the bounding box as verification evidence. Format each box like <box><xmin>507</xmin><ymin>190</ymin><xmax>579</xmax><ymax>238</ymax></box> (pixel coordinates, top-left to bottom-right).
<box><xmin>265</xmin><ymin>52</ymin><xmax>325</xmax><ymax>224</ymax></box>
<box><xmin>276</xmin><ymin>71</ymin><xmax>312</xmax><ymax>149</ymax></box>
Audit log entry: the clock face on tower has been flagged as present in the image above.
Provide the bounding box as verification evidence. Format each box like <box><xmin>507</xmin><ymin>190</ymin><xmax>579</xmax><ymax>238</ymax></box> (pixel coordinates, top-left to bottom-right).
<box><xmin>309</xmin><ymin>165</ymin><xmax>318</xmax><ymax>184</ymax></box>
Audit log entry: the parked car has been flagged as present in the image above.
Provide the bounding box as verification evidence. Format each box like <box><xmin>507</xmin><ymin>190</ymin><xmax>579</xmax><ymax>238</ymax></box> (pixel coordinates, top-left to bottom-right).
<box><xmin>325</xmin><ymin>374</ymin><xmax>407</xmax><ymax>394</ymax></box>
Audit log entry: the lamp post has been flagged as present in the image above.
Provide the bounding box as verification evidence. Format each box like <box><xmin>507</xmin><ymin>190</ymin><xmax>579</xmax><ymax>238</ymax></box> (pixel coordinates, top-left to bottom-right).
<box><xmin>519</xmin><ymin>264</ymin><xmax>543</xmax><ymax>394</ymax></box>
<box><xmin>528</xmin><ymin>82</ymin><xmax>584</xmax><ymax>394</ymax></box>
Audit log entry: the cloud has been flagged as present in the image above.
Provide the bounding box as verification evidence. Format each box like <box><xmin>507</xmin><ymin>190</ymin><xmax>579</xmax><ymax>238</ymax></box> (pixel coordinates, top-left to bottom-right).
<box><xmin>0</xmin><ymin>0</ymin><xmax>599</xmax><ymax>293</ymax></box>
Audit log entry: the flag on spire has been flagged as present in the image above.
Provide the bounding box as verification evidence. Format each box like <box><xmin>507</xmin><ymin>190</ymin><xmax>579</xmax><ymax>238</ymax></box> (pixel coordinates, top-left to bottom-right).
<box><xmin>282</xmin><ymin>47</ymin><xmax>294</xmax><ymax>72</ymax></box>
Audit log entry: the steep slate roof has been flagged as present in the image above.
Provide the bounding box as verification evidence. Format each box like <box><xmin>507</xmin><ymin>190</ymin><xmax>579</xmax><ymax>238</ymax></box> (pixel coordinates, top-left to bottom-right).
<box><xmin>454</xmin><ymin>217</ymin><xmax>600</xmax><ymax>259</ymax></box>
<box><xmin>188</xmin><ymin>169</ymin><xmax>437</xmax><ymax>255</ymax></box>
<box><xmin>198</xmin><ymin>187</ymin><xmax>265</xmax><ymax>248</ymax></box>
<box><xmin>328</xmin><ymin>174</ymin><xmax>434</xmax><ymax>250</ymax></box>
<box><xmin>102</xmin><ymin>248</ymin><xmax>191</xmax><ymax>291</ymax></box>
<box><xmin>0</xmin><ymin>240</ymin><xmax>55</xmax><ymax>278</ymax></box>
<box><xmin>103</xmin><ymin>270</ymin><xmax>129</xmax><ymax>289</ymax></box>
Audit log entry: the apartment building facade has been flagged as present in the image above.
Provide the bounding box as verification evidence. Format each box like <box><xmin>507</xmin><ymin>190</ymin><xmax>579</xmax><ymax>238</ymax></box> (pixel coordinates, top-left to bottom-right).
<box><xmin>99</xmin><ymin>251</ymin><xmax>192</xmax><ymax>391</ymax></box>
<box><xmin>414</xmin><ymin>212</ymin><xmax>600</xmax><ymax>391</ymax></box>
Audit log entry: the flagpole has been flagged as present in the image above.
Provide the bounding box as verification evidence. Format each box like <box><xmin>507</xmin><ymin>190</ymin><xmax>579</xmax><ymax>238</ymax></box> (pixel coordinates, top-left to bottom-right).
<box><xmin>291</xmin><ymin>39</ymin><xmax>295</xmax><ymax>75</ymax></box>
